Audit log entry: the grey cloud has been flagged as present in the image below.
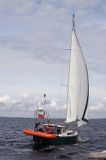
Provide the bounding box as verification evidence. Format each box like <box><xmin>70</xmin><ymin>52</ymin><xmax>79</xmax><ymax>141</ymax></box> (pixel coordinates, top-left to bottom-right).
<box><xmin>0</xmin><ymin>0</ymin><xmax>38</xmax><ymax>15</ymax></box>
<box><xmin>62</xmin><ymin>0</ymin><xmax>100</xmax><ymax>8</ymax></box>
<box><xmin>0</xmin><ymin>35</ymin><xmax>32</xmax><ymax>48</ymax></box>
<box><xmin>0</xmin><ymin>30</ymin><xmax>66</xmax><ymax>63</ymax></box>
<box><xmin>0</xmin><ymin>0</ymin><xmax>105</xmax><ymax>105</ymax></box>
<box><xmin>0</xmin><ymin>93</ymin><xmax>106</xmax><ymax>118</ymax></box>
<box><xmin>89</xmin><ymin>97</ymin><xmax>106</xmax><ymax>118</ymax></box>
<box><xmin>0</xmin><ymin>93</ymin><xmax>66</xmax><ymax>118</ymax></box>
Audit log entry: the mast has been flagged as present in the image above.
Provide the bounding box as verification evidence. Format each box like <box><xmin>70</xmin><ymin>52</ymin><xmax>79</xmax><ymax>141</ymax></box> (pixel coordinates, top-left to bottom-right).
<box><xmin>66</xmin><ymin>14</ymin><xmax>75</xmax><ymax>124</ymax></box>
<box><xmin>72</xmin><ymin>14</ymin><xmax>75</xmax><ymax>31</ymax></box>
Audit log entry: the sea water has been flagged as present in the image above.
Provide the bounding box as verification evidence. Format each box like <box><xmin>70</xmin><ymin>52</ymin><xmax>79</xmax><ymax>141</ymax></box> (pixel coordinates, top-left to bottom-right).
<box><xmin>0</xmin><ymin>117</ymin><xmax>106</xmax><ymax>160</ymax></box>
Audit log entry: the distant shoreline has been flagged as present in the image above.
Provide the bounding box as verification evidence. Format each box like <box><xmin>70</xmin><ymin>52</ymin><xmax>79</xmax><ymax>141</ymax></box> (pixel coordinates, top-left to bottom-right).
<box><xmin>0</xmin><ymin>116</ymin><xmax>106</xmax><ymax>120</ymax></box>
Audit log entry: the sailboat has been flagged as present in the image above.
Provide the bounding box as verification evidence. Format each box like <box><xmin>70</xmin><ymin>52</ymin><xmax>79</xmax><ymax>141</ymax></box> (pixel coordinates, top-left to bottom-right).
<box><xmin>23</xmin><ymin>14</ymin><xmax>89</xmax><ymax>146</ymax></box>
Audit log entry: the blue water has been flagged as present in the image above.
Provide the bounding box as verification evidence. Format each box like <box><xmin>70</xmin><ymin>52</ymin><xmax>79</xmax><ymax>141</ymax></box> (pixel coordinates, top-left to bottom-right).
<box><xmin>0</xmin><ymin>117</ymin><xmax>106</xmax><ymax>160</ymax></box>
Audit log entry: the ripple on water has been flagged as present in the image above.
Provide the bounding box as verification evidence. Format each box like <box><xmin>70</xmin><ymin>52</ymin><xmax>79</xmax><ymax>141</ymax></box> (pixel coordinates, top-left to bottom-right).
<box><xmin>0</xmin><ymin>118</ymin><xmax>106</xmax><ymax>160</ymax></box>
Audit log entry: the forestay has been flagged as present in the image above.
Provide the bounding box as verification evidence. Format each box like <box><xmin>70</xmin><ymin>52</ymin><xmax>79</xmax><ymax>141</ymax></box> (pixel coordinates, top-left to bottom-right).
<box><xmin>66</xmin><ymin>25</ymin><xmax>89</xmax><ymax>126</ymax></box>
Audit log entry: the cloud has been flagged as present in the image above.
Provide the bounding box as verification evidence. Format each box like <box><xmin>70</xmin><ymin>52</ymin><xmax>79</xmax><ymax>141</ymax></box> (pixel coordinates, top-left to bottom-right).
<box><xmin>0</xmin><ymin>95</ymin><xmax>14</xmax><ymax>105</ymax></box>
<box><xmin>90</xmin><ymin>85</ymin><xmax>106</xmax><ymax>98</ymax></box>
<box><xmin>0</xmin><ymin>0</ymin><xmax>105</xmax><ymax>113</ymax></box>
<box><xmin>0</xmin><ymin>93</ymin><xmax>66</xmax><ymax>118</ymax></box>
<box><xmin>0</xmin><ymin>92</ymin><xmax>105</xmax><ymax>118</ymax></box>
<box><xmin>0</xmin><ymin>0</ymin><xmax>105</xmax><ymax>70</ymax></box>
<box><xmin>89</xmin><ymin>102</ymin><xmax>104</xmax><ymax>111</ymax></box>
<box><xmin>89</xmin><ymin>97</ymin><xmax>106</xmax><ymax>118</ymax></box>
<box><xmin>19</xmin><ymin>92</ymin><xmax>30</xmax><ymax>98</ymax></box>
<box><xmin>0</xmin><ymin>0</ymin><xmax>37</xmax><ymax>15</ymax></box>
<box><xmin>63</xmin><ymin>0</ymin><xmax>100</xmax><ymax>9</ymax></box>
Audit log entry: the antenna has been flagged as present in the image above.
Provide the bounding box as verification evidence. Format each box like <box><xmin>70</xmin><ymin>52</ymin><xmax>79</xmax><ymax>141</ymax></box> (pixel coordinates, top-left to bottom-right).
<box><xmin>72</xmin><ymin>13</ymin><xmax>75</xmax><ymax>31</ymax></box>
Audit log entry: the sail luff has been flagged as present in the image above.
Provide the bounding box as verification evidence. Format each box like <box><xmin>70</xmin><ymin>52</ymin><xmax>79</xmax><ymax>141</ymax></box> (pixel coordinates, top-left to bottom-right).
<box><xmin>66</xmin><ymin>29</ymin><xmax>79</xmax><ymax>123</ymax></box>
<box><xmin>65</xmin><ymin>23</ymin><xmax>73</xmax><ymax>124</ymax></box>
<box><xmin>65</xmin><ymin>14</ymin><xmax>77</xmax><ymax>123</ymax></box>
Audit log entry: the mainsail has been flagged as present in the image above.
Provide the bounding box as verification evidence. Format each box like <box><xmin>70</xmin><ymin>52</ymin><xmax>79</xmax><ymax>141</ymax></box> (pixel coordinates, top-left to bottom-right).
<box><xmin>66</xmin><ymin>15</ymin><xmax>89</xmax><ymax>126</ymax></box>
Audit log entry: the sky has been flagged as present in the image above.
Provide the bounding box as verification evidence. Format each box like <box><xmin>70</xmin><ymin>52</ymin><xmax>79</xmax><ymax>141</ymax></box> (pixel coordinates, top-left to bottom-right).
<box><xmin>0</xmin><ymin>0</ymin><xmax>106</xmax><ymax>118</ymax></box>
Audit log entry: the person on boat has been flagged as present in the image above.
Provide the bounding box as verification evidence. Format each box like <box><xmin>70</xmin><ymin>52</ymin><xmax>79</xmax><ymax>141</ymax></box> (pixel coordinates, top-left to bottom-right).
<box><xmin>57</xmin><ymin>127</ymin><xmax>61</xmax><ymax>134</ymax></box>
<box><xmin>43</xmin><ymin>125</ymin><xmax>52</xmax><ymax>133</ymax></box>
<box><xmin>39</xmin><ymin>127</ymin><xmax>44</xmax><ymax>132</ymax></box>
<box><xmin>51</xmin><ymin>126</ymin><xmax>57</xmax><ymax>134</ymax></box>
<box><xmin>34</xmin><ymin>122</ymin><xmax>40</xmax><ymax>131</ymax></box>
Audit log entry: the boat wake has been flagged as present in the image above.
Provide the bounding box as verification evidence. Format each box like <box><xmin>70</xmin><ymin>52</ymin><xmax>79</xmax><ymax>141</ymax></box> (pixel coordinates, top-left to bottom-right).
<box><xmin>78</xmin><ymin>137</ymin><xmax>89</xmax><ymax>143</ymax></box>
<box><xmin>33</xmin><ymin>145</ymin><xmax>55</xmax><ymax>152</ymax></box>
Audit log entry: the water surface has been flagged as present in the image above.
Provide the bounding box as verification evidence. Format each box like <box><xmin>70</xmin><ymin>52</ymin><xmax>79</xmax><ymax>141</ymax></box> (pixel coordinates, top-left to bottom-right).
<box><xmin>0</xmin><ymin>117</ymin><xmax>106</xmax><ymax>160</ymax></box>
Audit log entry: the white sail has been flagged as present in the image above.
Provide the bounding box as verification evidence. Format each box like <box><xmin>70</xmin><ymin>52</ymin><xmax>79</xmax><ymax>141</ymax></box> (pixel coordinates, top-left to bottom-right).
<box><xmin>66</xmin><ymin>21</ymin><xmax>89</xmax><ymax>125</ymax></box>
